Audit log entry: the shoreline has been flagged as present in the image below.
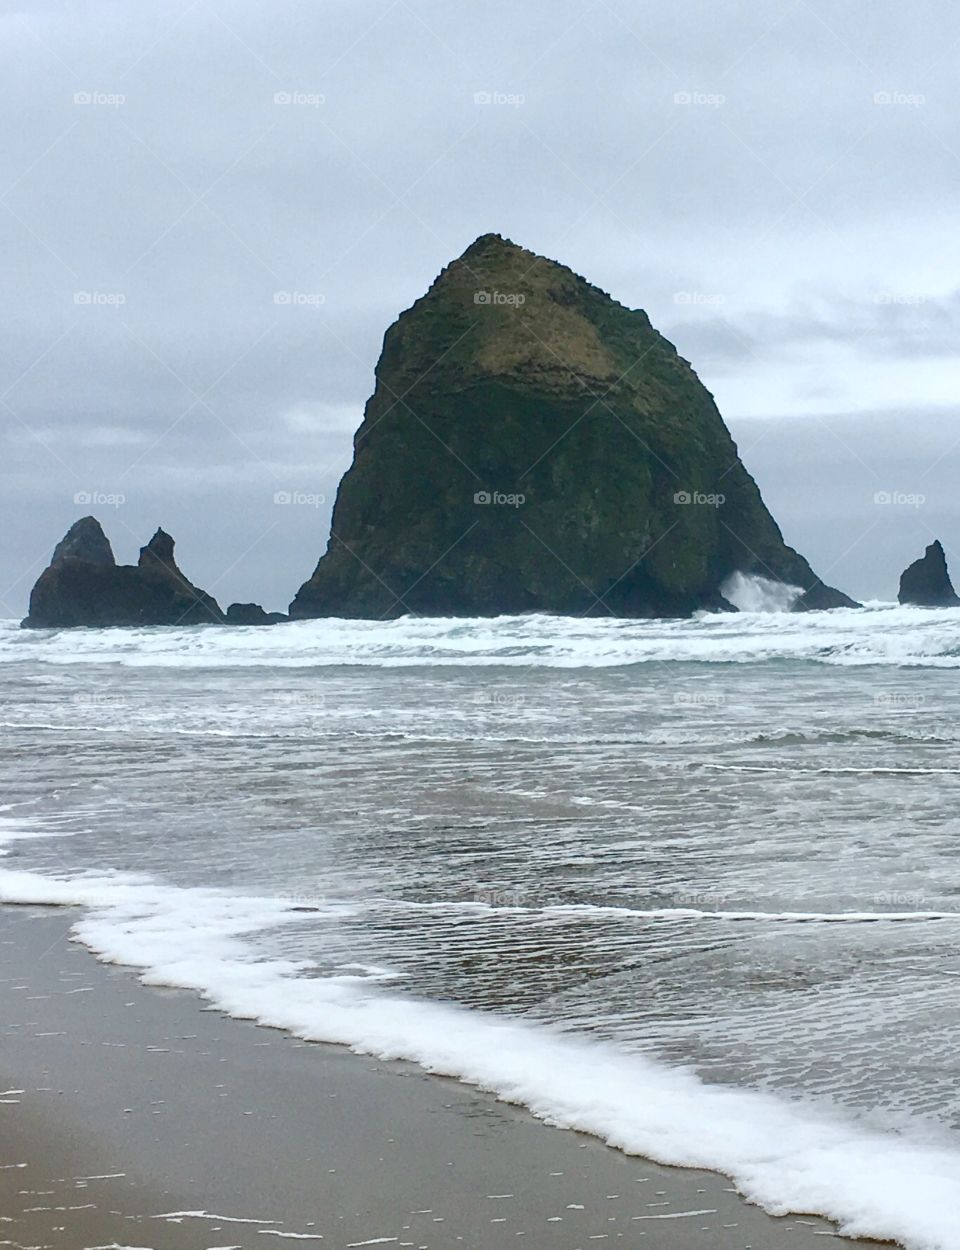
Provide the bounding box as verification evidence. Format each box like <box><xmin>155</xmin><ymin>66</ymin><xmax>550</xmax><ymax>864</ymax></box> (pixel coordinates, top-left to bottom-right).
<box><xmin>0</xmin><ymin>904</ymin><xmax>873</xmax><ymax>1250</ymax></box>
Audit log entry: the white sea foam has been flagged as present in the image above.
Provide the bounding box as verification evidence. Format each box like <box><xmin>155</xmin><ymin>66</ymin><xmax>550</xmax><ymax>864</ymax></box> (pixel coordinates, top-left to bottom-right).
<box><xmin>0</xmin><ymin>815</ymin><xmax>71</xmax><ymax>854</ymax></box>
<box><xmin>0</xmin><ymin>857</ymin><xmax>958</xmax><ymax>1250</ymax></box>
<box><xmin>720</xmin><ymin>571</ymin><xmax>803</xmax><ymax>613</ymax></box>
<box><xmin>367</xmin><ymin>896</ymin><xmax>957</xmax><ymax>923</ymax></box>
<box><xmin>3</xmin><ymin>603</ymin><xmax>960</xmax><ymax>670</ymax></box>
<box><xmin>153</xmin><ymin>1212</ymin><xmax>276</xmax><ymax>1225</ymax></box>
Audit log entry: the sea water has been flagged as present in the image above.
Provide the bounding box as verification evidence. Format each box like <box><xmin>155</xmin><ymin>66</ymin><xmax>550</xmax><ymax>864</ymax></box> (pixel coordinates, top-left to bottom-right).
<box><xmin>2</xmin><ymin>603</ymin><xmax>960</xmax><ymax>1248</ymax></box>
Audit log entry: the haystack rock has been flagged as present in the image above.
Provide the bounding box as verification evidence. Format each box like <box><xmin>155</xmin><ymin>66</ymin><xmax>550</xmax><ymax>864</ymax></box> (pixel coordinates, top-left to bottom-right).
<box><xmin>22</xmin><ymin>518</ymin><xmax>225</xmax><ymax>627</ymax></box>
<box><xmin>897</xmin><ymin>540</ymin><xmax>960</xmax><ymax>607</ymax></box>
<box><xmin>290</xmin><ymin>234</ymin><xmax>857</xmax><ymax>619</ymax></box>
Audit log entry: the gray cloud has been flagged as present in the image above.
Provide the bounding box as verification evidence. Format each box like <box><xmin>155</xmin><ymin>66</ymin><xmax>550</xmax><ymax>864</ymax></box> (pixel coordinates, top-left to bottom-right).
<box><xmin>729</xmin><ymin>408</ymin><xmax>960</xmax><ymax>600</ymax></box>
<box><xmin>664</xmin><ymin>289</ymin><xmax>960</xmax><ymax>376</ymax></box>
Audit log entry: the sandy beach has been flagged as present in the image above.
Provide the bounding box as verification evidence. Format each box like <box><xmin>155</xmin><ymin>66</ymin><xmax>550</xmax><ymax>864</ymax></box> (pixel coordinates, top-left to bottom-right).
<box><xmin>0</xmin><ymin>905</ymin><xmax>872</xmax><ymax>1250</ymax></box>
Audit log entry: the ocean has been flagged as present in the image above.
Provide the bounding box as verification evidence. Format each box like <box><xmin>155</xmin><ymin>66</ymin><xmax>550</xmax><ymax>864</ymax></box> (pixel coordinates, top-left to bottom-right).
<box><xmin>2</xmin><ymin>603</ymin><xmax>960</xmax><ymax>1249</ymax></box>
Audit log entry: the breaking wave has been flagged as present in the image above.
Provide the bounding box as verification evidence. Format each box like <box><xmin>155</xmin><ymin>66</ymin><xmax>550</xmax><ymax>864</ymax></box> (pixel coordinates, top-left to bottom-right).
<box><xmin>0</xmin><ymin>820</ymin><xmax>958</xmax><ymax>1250</ymax></box>
<box><xmin>721</xmin><ymin>571</ymin><xmax>803</xmax><ymax>612</ymax></box>
<box><xmin>3</xmin><ymin>601</ymin><xmax>960</xmax><ymax>669</ymax></box>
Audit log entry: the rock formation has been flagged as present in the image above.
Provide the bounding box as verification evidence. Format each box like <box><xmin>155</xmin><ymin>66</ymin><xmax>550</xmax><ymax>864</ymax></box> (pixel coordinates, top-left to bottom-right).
<box><xmin>290</xmin><ymin>234</ymin><xmax>856</xmax><ymax>619</ymax></box>
<box><xmin>225</xmin><ymin>602</ymin><xmax>288</xmax><ymax>625</ymax></box>
<box><xmin>49</xmin><ymin>515</ymin><xmax>115</xmax><ymax>568</ymax></box>
<box><xmin>22</xmin><ymin>517</ymin><xmax>225</xmax><ymax>628</ymax></box>
<box><xmin>897</xmin><ymin>540</ymin><xmax>960</xmax><ymax>607</ymax></box>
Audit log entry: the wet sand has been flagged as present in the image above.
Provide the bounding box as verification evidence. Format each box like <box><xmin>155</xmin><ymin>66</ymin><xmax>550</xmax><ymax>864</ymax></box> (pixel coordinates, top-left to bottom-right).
<box><xmin>0</xmin><ymin>906</ymin><xmax>872</xmax><ymax>1250</ymax></box>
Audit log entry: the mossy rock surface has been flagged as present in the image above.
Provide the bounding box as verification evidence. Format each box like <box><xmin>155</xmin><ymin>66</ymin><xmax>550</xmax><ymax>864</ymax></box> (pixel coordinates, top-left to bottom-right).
<box><xmin>291</xmin><ymin>234</ymin><xmax>856</xmax><ymax>619</ymax></box>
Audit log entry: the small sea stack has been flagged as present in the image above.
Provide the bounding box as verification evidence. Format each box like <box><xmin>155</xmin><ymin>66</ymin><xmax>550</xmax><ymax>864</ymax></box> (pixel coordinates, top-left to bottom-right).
<box><xmin>225</xmin><ymin>602</ymin><xmax>288</xmax><ymax>625</ymax></box>
<box><xmin>897</xmin><ymin>539</ymin><xmax>960</xmax><ymax>607</ymax></box>
<box><xmin>22</xmin><ymin>517</ymin><xmax>225</xmax><ymax>628</ymax></box>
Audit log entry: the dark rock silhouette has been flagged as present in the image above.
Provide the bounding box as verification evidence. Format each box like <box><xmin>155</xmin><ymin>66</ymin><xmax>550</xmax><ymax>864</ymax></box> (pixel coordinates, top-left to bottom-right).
<box><xmin>50</xmin><ymin>515</ymin><xmax>115</xmax><ymax>567</ymax></box>
<box><xmin>794</xmin><ymin>582</ymin><xmax>858</xmax><ymax>611</ymax></box>
<box><xmin>225</xmin><ymin>602</ymin><xmax>288</xmax><ymax>625</ymax></box>
<box><xmin>291</xmin><ymin>234</ymin><xmax>857</xmax><ymax>620</ymax></box>
<box><xmin>22</xmin><ymin>518</ymin><xmax>225</xmax><ymax>628</ymax></box>
<box><xmin>898</xmin><ymin>540</ymin><xmax>960</xmax><ymax>607</ymax></box>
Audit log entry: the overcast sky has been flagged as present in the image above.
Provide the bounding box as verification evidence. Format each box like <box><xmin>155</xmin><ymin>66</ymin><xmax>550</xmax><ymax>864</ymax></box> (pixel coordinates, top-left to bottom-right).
<box><xmin>4</xmin><ymin>0</ymin><xmax>960</xmax><ymax>614</ymax></box>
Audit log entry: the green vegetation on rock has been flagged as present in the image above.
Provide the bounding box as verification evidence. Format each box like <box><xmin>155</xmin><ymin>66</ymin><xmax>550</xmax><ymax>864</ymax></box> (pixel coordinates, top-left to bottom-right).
<box><xmin>290</xmin><ymin>234</ymin><xmax>856</xmax><ymax>619</ymax></box>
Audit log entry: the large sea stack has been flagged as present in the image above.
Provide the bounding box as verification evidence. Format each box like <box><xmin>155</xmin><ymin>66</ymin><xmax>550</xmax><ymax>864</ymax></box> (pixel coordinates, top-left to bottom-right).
<box><xmin>22</xmin><ymin>517</ymin><xmax>225</xmax><ymax>628</ymax></box>
<box><xmin>290</xmin><ymin>234</ymin><xmax>856</xmax><ymax>619</ymax></box>
<box><xmin>898</xmin><ymin>540</ymin><xmax>960</xmax><ymax>607</ymax></box>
